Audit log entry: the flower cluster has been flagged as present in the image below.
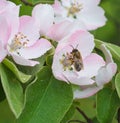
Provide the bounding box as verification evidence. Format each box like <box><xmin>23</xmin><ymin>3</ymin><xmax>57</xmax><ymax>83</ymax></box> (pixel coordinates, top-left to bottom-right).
<box><xmin>0</xmin><ymin>0</ymin><xmax>117</xmax><ymax>98</ymax></box>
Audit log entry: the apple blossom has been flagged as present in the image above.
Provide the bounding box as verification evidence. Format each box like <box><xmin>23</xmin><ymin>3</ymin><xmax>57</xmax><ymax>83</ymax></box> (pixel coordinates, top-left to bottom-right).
<box><xmin>52</xmin><ymin>30</ymin><xmax>105</xmax><ymax>86</ymax></box>
<box><xmin>0</xmin><ymin>15</ymin><xmax>52</xmax><ymax>66</ymax></box>
<box><xmin>74</xmin><ymin>44</ymin><xmax>117</xmax><ymax>98</ymax></box>
<box><xmin>53</xmin><ymin>0</ymin><xmax>107</xmax><ymax>30</ymax></box>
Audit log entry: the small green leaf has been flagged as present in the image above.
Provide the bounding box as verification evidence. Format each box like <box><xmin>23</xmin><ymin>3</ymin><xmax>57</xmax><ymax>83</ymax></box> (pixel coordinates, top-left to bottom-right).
<box><xmin>0</xmin><ymin>64</ymin><xmax>24</xmax><ymax>118</ymax></box>
<box><xmin>115</xmin><ymin>72</ymin><xmax>120</xmax><ymax>98</ymax></box>
<box><xmin>96</xmin><ymin>88</ymin><xmax>120</xmax><ymax>123</ymax></box>
<box><xmin>17</xmin><ymin>67</ymin><xmax>73</xmax><ymax>123</ymax></box>
<box><xmin>46</xmin><ymin>54</ymin><xmax>53</xmax><ymax>66</ymax></box>
<box><xmin>3</xmin><ymin>59</ymin><xmax>31</xmax><ymax>83</ymax></box>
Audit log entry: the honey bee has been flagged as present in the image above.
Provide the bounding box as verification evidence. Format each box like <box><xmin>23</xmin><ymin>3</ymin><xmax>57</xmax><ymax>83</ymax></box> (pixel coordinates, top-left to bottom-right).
<box><xmin>70</xmin><ymin>45</ymin><xmax>84</xmax><ymax>71</ymax></box>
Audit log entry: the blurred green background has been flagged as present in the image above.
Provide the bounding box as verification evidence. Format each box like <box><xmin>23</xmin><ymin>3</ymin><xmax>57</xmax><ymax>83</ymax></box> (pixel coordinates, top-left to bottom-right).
<box><xmin>0</xmin><ymin>0</ymin><xmax>120</xmax><ymax>123</ymax></box>
<box><xmin>93</xmin><ymin>0</ymin><xmax>120</xmax><ymax>46</ymax></box>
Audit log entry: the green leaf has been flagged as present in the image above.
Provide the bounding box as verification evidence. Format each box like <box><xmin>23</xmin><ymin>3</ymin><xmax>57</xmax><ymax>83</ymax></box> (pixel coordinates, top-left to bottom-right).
<box><xmin>17</xmin><ymin>67</ymin><xmax>73</xmax><ymax>123</ymax></box>
<box><xmin>72</xmin><ymin>98</ymin><xmax>96</xmax><ymax>122</ymax></box>
<box><xmin>61</xmin><ymin>104</ymin><xmax>75</xmax><ymax>123</ymax></box>
<box><xmin>46</xmin><ymin>54</ymin><xmax>53</xmax><ymax>66</ymax></box>
<box><xmin>0</xmin><ymin>80</ymin><xmax>5</xmax><ymax>102</ymax></box>
<box><xmin>96</xmin><ymin>88</ymin><xmax>120</xmax><ymax>123</ymax></box>
<box><xmin>115</xmin><ymin>72</ymin><xmax>120</xmax><ymax>98</ymax></box>
<box><xmin>0</xmin><ymin>64</ymin><xmax>24</xmax><ymax>118</ymax></box>
<box><xmin>0</xmin><ymin>100</ymin><xmax>16</xmax><ymax>123</ymax></box>
<box><xmin>10</xmin><ymin>0</ymin><xmax>33</xmax><ymax>15</ymax></box>
<box><xmin>3</xmin><ymin>59</ymin><xmax>31</xmax><ymax>83</ymax></box>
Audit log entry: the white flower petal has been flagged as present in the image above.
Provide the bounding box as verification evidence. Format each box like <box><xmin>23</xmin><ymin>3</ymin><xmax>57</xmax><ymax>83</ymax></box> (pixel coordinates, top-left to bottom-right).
<box><xmin>32</xmin><ymin>4</ymin><xmax>54</xmax><ymax>35</ymax></box>
<box><xmin>12</xmin><ymin>54</ymin><xmax>39</xmax><ymax>66</ymax></box>
<box><xmin>19</xmin><ymin>38</ymin><xmax>52</xmax><ymax>59</ymax></box>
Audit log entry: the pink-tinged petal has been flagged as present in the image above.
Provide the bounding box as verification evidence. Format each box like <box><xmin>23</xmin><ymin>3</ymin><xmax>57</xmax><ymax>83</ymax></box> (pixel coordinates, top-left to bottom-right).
<box><xmin>68</xmin><ymin>30</ymin><xmax>95</xmax><ymax>58</ymax></box>
<box><xmin>65</xmin><ymin>76</ymin><xmax>95</xmax><ymax>85</ymax></box>
<box><xmin>18</xmin><ymin>38</ymin><xmax>52</xmax><ymax>59</ymax></box>
<box><xmin>0</xmin><ymin>0</ymin><xmax>17</xmax><ymax>12</ymax></box>
<box><xmin>77</xmin><ymin>53</ymin><xmax>105</xmax><ymax>78</ymax></box>
<box><xmin>0</xmin><ymin>41</ymin><xmax>7</xmax><ymax>62</ymax></box>
<box><xmin>47</xmin><ymin>20</ymin><xmax>71</xmax><ymax>41</ymax></box>
<box><xmin>32</xmin><ymin>4</ymin><xmax>54</xmax><ymax>35</ymax></box>
<box><xmin>74</xmin><ymin>85</ymin><xmax>103</xmax><ymax>99</ymax></box>
<box><xmin>47</xmin><ymin>20</ymin><xmax>86</xmax><ymax>41</ymax></box>
<box><xmin>95</xmin><ymin>63</ymin><xmax>117</xmax><ymax>86</ymax></box>
<box><xmin>0</xmin><ymin>4</ymin><xmax>20</xmax><ymax>40</ymax></box>
<box><xmin>100</xmin><ymin>44</ymin><xmax>113</xmax><ymax>63</ymax></box>
<box><xmin>53</xmin><ymin>0</ymin><xmax>67</xmax><ymax>17</ymax></box>
<box><xmin>11</xmin><ymin>54</ymin><xmax>39</xmax><ymax>66</ymax></box>
<box><xmin>55</xmin><ymin>30</ymin><xmax>94</xmax><ymax>57</ymax></box>
<box><xmin>19</xmin><ymin>16</ymin><xmax>39</xmax><ymax>46</ymax></box>
<box><xmin>0</xmin><ymin>16</ymin><xmax>10</xmax><ymax>45</ymax></box>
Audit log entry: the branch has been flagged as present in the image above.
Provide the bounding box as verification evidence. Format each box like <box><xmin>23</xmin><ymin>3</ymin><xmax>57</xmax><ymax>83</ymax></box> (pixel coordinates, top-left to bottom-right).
<box><xmin>76</xmin><ymin>107</ymin><xmax>93</xmax><ymax>123</ymax></box>
<box><xmin>68</xmin><ymin>120</ymin><xmax>86</xmax><ymax>123</ymax></box>
<box><xmin>117</xmin><ymin>108</ymin><xmax>120</xmax><ymax>123</ymax></box>
<box><xmin>20</xmin><ymin>0</ymin><xmax>34</xmax><ymax>7</ymax></box>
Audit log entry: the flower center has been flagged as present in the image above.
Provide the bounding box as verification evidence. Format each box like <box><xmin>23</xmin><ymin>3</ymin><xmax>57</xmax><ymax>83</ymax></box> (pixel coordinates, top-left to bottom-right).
<box><xmin>60</xmin><ymin>53</ymin><xmax>74</xmax><ymax>71</ymax></box>
<box><xmin>9</xmin><ymin>32</ymin><xmax>29</xmax><ymax>55</ymax></box>
<box><xmin>67</xmin><ymin>1</ymin><xmax>83</xmax><ymax>17</ymax></box>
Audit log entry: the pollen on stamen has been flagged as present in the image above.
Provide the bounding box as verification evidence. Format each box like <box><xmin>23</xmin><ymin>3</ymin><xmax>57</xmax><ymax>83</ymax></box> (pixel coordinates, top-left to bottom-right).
<box><xmin>67</xmin><ymin>1</ymin><xmax>83</xmax><ymax>17</ymax></box>
<box><xmin>8</xmin><ymin>32</ymin><xmax>30</xmax><ymax>55</ymax></box>
<box><xmin>60</xmin><ymin>53</ymin><xmax>73</xmax><ymax>71</ymax></box>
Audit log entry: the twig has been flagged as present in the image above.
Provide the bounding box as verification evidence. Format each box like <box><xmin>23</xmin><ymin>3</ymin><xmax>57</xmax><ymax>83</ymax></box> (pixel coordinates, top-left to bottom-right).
<box><xmin>20</xmin><ymin>0</ymin><xmax>34</xmax><ymax>7</ymax></box>
<box><xmin>68</xmin><ymin>120</ymin><xmax>86</xmax><ymax>123</ymax></box>
<box><xmin>117</xmin><ymin>108</ymin><xmax>120</xmax><ymax>123</ymax></box>
<box><xmin>76</xmin><ymin>107</ymin><xmax>93</xmax><ymax>123</ymax></box>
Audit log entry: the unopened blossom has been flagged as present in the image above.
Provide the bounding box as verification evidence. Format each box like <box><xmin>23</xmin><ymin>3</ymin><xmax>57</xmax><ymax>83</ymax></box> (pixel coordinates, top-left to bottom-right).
<box><xmin>53</xmin><ymin>0</ymin><xmax>107</xmax><ymax>30</ymax></box>
<box><xmin>74</xmin><ymin>44</ymin><xmax>117</xmax><ymax>98</ymax></box>
<box><xmin>0</xmin><ymin>14</ymin><xmax>52</xmax><ymax>66</ymax></box>
<box><xmin>52</xmin><ymin>30</ymin><xmax>105</xmax><ymax>86</ymax></box>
